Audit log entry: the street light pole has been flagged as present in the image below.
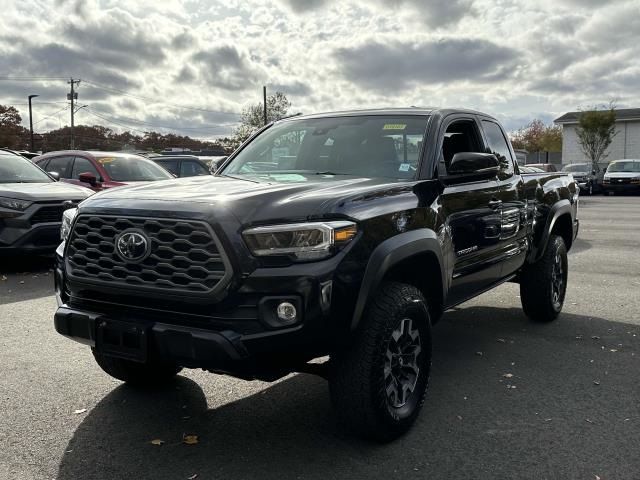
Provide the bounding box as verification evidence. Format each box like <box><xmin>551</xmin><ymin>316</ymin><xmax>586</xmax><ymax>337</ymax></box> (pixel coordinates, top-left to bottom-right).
<box><xmin>28</xmin><ymin>94</ymin><xmax>39</xmax><ymax>152</ymax></box>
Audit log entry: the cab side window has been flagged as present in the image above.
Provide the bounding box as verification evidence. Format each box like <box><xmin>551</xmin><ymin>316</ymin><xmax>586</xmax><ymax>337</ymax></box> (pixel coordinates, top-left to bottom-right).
<box><xmin>71</xmin><ymin>157</ymin><xmax>100</xmax><ymax>179</ymax></box>
<box><xmin>482</xmin><ymin>120</ymin><xmax>514</xmax><ymax>179</ymax></box>
<box><xmin>440</xmin><ymin>119</ymin><xmax>485</xmax><ymax>174</ymax></box>
<box><xmin>156</xmin><ymin>160</ymin><xmax>179</xmax><ymax>176</ymax></box>
<box><xmin>44</xmin><ymin>156</ymin><xmax>74</xmax><ymax>178</ymax></box>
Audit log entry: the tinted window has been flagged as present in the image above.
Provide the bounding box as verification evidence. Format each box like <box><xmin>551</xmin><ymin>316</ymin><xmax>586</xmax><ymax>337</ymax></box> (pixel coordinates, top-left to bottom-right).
<box><xmin>223</xmin><ymin>116</ymin><xmax>429</xmax><ymax>181</ymax></box>
<box><xmin>95</xmin><ymin>155</ymin><xmax>173</xmax><ymax>181</ymax></box>
<box><xmin>45</xmin><ymin>156</ymin><xmax>74</xmax><ymax>178</ymax></box>
<box><xmin>71</xmin><ymin>157</ymin><xmax>100</xmax><ymax>179</ymax></box>
<box><xmin>482</xmin><ymin>120</ymin><xmax>514</xmax><ymax>178</ymax></box>
<box><xmin>156</xmin><ymin>159</ymin><xmax>179</xmax><ymax>176</ymax></box>
<box><xmin>180</xmin><ymin>160</ymin><xmax>209</xmax><ymax>177</ymax></box>
<box><xmin>0</xmin><ymin>152</ymin><xmax>53</xmax><ymax>183</ymax></box>
<box><xmin>440</xmin><ymin>120</ymin><xmax>485</xmax><ymax>174</ymax></box>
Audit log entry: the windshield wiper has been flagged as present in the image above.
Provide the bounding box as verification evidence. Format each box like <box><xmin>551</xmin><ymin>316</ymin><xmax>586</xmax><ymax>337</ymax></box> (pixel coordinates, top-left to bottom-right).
<box><xmin>313</xmin><ymin>171</ymin><xmax>350</xmax><ymax>176</ymax></box>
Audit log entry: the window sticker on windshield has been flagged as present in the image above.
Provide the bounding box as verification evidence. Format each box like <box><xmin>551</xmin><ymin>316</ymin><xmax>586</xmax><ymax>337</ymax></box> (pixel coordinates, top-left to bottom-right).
<box><xmin>399</xmin><ymin>163</ymin><xmax>411</xmax><ymax>172</ymax></box>
<box><xmin>97</xmin><ymin>157</ymin><xmax>115</xmax><ymax>164</ymax></box>
<box><xmin>383</xmin><ymin>124</ymin><xmax>407</xmax><ymax>130</ymax></box>
<box><xmin>271</xmin><ymin>147</ymin><xmax>289</xmax><ymax>161</ymax></box>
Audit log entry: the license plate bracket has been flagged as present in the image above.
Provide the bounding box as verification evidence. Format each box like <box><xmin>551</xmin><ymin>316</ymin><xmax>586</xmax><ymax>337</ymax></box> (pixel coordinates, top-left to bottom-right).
<box><xmin>96</xmin><ymin>318</ymin><xmax>149</xmax><ymax>363</ymax></box>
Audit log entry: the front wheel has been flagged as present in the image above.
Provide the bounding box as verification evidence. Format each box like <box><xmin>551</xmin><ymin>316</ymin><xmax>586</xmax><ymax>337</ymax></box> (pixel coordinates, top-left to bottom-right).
<box><xmin>520</xmin><ymin>235</ymin><xmax>568</xmax><ymax>322</ymax></box>
<box><xmin>92</xmin><ymin>349</ymin><xmax>182</xmax><ymax>386</ymax></box>
<box><xmin>329</xmin><ymin>282</ymin><xmax>432</xmax><ymax>442</ymax></box>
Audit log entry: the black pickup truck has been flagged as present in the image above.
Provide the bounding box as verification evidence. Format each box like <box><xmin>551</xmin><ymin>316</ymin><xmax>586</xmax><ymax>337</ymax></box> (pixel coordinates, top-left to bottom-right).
<box><xmin>54</xmin><ymin>108</ymin><xmax>579</xmax><ymax>441</ymax></box>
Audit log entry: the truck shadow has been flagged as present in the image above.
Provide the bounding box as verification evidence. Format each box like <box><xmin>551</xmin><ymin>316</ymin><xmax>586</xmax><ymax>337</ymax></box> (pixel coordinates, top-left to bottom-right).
<box><xmin>57</xmin><ymin>308</ymin><xmax>640</xmax><ymax>480</ymax></box>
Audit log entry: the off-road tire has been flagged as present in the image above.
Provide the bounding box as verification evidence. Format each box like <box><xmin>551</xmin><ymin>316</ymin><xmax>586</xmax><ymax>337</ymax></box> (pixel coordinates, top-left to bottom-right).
<box><xmin>92</xmin><ymin>349</ymin><xmax>182</xmax><ymax>386</ymax></box>
<box><xmin>520</xmin><ymin>235</ymin><xmax>568</xmax><ymax>322</ymax></box>
<box><xmin>329</xmin><ymin>282</ymin><xmax>432</xmax><ymax>442</ymax></box>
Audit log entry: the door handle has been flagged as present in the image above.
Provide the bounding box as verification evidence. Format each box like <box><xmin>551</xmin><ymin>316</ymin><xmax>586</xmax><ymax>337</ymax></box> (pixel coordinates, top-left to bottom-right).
<box><xmin>488</xmin><ymin>199</ymin><xmax>502</xmax><ymax>210</ymax></box>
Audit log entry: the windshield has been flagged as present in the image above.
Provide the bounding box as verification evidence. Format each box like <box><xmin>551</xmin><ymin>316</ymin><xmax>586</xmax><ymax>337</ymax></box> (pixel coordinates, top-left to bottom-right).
<box><xmin>607</xmin><ymin>161</ymin><xmax>640</xmax><ymax>173</ymax></box>
<box><xmin>562</xmin><ymin>164</ymin><xmax>590</xmax><ymax>172</ymax></box>
<box><xmin>0</xmin><ymin>152</ymin><xmax>53</xmax><ymax>184</ymax></box>
<box><xmin>96</xmin><ymin>155</ymin><xmax>174</xmax><ymax>182</ymax></box>
<box><xmin>222</xmin><ymin>115</ymin><xmax>429</xmax><ymax>182</ymax></box>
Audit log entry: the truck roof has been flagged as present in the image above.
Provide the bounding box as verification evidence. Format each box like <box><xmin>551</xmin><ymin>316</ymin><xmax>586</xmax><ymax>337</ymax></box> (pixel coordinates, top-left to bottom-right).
<box><xmin>279</xmin><ymin>107</ymin><xmax>497</xmax><ymax>122</ymax></box>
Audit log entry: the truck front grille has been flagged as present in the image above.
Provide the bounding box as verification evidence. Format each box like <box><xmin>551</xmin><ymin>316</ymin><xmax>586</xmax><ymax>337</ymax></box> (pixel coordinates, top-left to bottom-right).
<box><xmin>66</xmin><ymin>215</ymin><xmax>232</xmax><ymax>296</ymax></box>
<box><xmin>31</xmin><ymin>205</ymin><xmax>66</xmax><ymax>224</ymax></box>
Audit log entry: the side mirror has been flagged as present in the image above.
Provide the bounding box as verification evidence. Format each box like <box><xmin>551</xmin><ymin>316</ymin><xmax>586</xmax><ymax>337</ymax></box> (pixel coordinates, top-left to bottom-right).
<box><xmin>442</xmin><ymin>152</ymin><xmax>500</xmax><ymax>184</ymax></box>
<box><xmin>78</xmin><ymin>172</ymin><xmax>97</xmax><ymax>187</ymax></box>
<box><xmin>48</xmin><ymin>171</ymin><xmax>60</xmax><ymax>181</ymax></box>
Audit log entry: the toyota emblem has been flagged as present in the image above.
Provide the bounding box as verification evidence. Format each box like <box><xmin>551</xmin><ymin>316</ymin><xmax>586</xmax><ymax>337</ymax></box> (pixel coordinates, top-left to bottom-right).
<box><xmin>115</xmin><ymin>230</ymin><xmax>150</xmax><ymax>262</ymax></box>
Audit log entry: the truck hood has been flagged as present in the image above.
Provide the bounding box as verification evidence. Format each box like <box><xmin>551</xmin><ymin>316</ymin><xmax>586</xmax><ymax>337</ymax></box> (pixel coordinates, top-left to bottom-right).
<box><xmin>0</xmin><ymin>182</ymin><xmax>94</xmax><ymax>201</ymax></box>
<box><xmin>605</xmin><ymin>172</ymin><xmax>640</xmax><ymax>179</ymax></box>
<box><xmin>79</xmin><ymin>174</ymin><xmax>422</xmax><ymax>224</ymax></box>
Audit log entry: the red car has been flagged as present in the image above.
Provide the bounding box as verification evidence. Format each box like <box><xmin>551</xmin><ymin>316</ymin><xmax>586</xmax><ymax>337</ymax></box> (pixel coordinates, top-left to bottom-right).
<box><xmin>34</xmin><ymin>150</ymin><xmax>174</xmax><ymax>191</ymax></box>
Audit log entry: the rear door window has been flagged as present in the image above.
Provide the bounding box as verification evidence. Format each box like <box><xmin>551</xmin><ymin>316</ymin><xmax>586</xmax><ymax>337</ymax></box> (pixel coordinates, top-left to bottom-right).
<box><xmin>482</xmin><ymin>120</ymin><xmax>514</xmax><ymax>179</ymax></box>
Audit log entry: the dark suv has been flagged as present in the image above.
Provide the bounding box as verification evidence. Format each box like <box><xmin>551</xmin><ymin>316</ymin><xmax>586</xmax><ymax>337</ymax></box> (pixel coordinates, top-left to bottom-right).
<box><xmin>54</xmin><ymin>108</ymin><xmax>579</xmax><ymax>440</ymax></box>
<box><xmin>0</xmin><ymin>150</ymin><xmax>92</xmax><ymax>253</ymax></box>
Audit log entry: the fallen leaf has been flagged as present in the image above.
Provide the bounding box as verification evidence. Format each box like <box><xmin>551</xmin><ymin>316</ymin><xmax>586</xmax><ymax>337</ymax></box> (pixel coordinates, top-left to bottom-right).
<box><xmin>1</xmin><ymin>275</ymin><xmax>6</xmax><ymax>281</ymax></box>
<box><xmin>19</xmin><ymin>281</ymin><xmax>24</xmax><ymax>285</ymax></box>
<box><xmin>503</xmin><ymin>373</ymin><xmax>514</xmax><ymax>378</ymax></box>
<box><xmin>593</xmin><ymin>380</ymin><xmax>600</xmax><ymax>385</ymax></box>
<box><xmin>591</xmin><ymin>336</ymin><xmax>600</xmax><ymax>340</ymax></box>
<box><xmin>586</xmin><ymin>419</ymin><xmax>594</xmax><ymax>424</ymax></box>
<box><xmin>150</xmin><ymin>439</ymin><xmax>165</xmax><ymax>446</ymax></box>
<box><xmin>497</xmin><ymin>338</ymin><xmax>506</xmax><ymax>343</ymax></box>
<box><xmin>456</xmin><ymin>415</ymin><xmax>463</xmax><ymax>421</ymax></box>
<box><xmin>594</xmin><ymin>475</ymin><xmax>601</xmax><ymax>480</ymax></box>
<box><xmin>610</xmin><ymin>349</ymin><xmax>618</xmax><ymax>352</ymax></box>
<box><xmin>475</xmin><ymin>351</ymin><xmax>483</xmax><ymax>357</ymax></box>
<box><xmin>187</xmin><ymin>475</ymin><xmax>198</xmax><ymax>480</ymax></box>
<box><xmin>73</xmin><ymin>408</ymin><xmax>87</xmax><ymax>414</ymax></box>
<box><xmin>575</xmin><ymin>335</ymin><xmax>583</xmax><ymax>340</ymax></box>
<box><xmin>182</xmin><ymin>434</ymin><xmax>199</xmax><ymax>445</ymax></box>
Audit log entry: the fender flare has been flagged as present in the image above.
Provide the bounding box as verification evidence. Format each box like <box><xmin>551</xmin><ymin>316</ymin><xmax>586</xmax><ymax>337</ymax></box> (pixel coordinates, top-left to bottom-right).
<box><xmin>350</xmin><ymin>229</ymin><xmax>445</xmax><ymax>331</ymax></box>
<box><xmin>533</xmin><ymin>199</ymin><xmax>573</xmax><ymax>262</ymax></box>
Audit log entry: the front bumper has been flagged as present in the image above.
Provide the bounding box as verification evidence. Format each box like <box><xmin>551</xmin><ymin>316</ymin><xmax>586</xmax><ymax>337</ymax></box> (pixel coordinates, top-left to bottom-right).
<box><xmin>0</xmin><ymin>223</ymin><xmax>61</xmax><ymax>253</ymax></box>
<box><xmin>54</xmin><ymin>248</ymin><xmax>355</xmax><ymax>379</ymax></box>
<box><xmin>603</xmin><ymin>183</ymin><xmax>640</xmax><ymax>193</ymax></box>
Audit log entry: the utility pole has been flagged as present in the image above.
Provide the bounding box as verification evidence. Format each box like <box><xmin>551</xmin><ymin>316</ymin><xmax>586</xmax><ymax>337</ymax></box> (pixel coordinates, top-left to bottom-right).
<box><xmin>28</xmin><ymin>94</ymin><xmax>39</xmax><ymax>152</ymax></box>
<box><xmin>67</xmin><ymin>78</ymin><xmax>80</xmax><ymax>149</ymax></box>
<box><xmin>263</xmin><ymin>85</ymin><xmax>267</xmax><ymax>126</ymax></box>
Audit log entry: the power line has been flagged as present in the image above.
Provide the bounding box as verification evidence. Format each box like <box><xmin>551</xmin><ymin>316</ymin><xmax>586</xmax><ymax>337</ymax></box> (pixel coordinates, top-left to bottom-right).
<box><xmin>77</xmin><ymin>108</ymin><xmax>150</xmax><ymax>134</ymax></box>
<box><xmin>0</xmin><ymin>76</ymin><xmax>69</xmax><ymax>81</ymax></box>
<box><xmin>86</xmin><ymin>106</ymin><xmax>236</xmax><ymax>131</ymax></box>
<box><xmin>33</xmin><ymin>105</ymin><xmax>70</xmax><ymax>126</ymax></box>
<box><xmin>82</xmin><ymin>80</ymin><xmax>240</xmax><ymax>117</ymax></box>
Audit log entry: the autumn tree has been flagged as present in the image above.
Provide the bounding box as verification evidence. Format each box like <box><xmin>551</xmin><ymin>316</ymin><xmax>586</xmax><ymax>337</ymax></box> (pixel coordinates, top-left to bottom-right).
<box><xmin>232</xmin><ymin>91</ymin><xmax>291</xmax><ymax>147</ymax></box>
<box><xmin>510</xmin><ymin>119</ymin><xmax>562</xmax><ymax>152</ymax></box>
<box><xmin>0</xmin><ymin>104</ymin><xmax>28</xmax><ymax>149</ymax></box>
<box><xmin>576</xmin><ymin>105</ymin><xmax>617</xmax><ymax>170</ymax></box>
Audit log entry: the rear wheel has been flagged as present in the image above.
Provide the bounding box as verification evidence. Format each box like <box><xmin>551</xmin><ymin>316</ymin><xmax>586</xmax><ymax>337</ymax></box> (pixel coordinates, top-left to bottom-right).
<box><xmin>329</xmin><ymin>282</ymin><xmax>432</xmax><ymax>442</ymax></box>
<box><xmin>520</xmin><ymin>235</ymin><xmax>568</xmax><ymax>322</ymax></box>
<box><xmin>92</xmin><ymin>349</ymin><xmax>182</xmax><ymax>386</ymax></box>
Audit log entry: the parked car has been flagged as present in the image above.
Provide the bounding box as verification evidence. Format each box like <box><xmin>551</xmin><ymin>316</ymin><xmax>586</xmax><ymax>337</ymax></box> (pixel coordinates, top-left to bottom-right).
<box><xmin>0</xmin><ymin>148</ymin><xmax>40</xmax><ymax>160</ymax></box>
<box><xmin>561</xmin><ymin>162</ymin><xmax>604</xmax><ymax>195</ymax></box>
<box><xmin>526</xmin><ymin>163</ymin><xmax>558</xmax><ymax>172</ymax></box>
<box><xmin>151</xmin><ymin>155</ymin><xmax>212</xmax><ymax>178</ymax></box>
<box><xmin>33</xmin><ymin>150</ymin><xmax>174</xmax><ymax>191</ymax></box>
<box><xmin>54</xmin><ymin>108</ymin><xmax>578</xmax><ymax>441</ymax></box>
<box><xmin>602</xmin><ymin>159</ymin><xmax>640</xmax><ymax>195</ymax></box>
<box><xmin>0</xmin><ymin>150</ymin><xmax>93</xmax><ymax>254</ymax></box>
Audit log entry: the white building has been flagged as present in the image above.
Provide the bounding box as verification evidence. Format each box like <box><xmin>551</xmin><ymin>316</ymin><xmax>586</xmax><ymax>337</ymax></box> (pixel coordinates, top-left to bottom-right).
<box><xmin>554</xmin><ymin>108</ymin><xmax>640</xmax><ymax>166</ymax></box>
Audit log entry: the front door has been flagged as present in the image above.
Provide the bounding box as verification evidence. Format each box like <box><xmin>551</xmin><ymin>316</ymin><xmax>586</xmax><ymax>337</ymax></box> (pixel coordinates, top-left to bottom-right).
<box><xmin>438</xmin><ymin>117</ymin><xmax>504</xmax><ymax>306</ymax></box>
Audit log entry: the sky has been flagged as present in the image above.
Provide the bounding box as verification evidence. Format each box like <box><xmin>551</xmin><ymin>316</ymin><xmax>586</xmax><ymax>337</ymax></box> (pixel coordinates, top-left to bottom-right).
<box><xmin>1</xmin><ymin>0</ymin><xmax>639</xmax><ymax>140</ymax></box>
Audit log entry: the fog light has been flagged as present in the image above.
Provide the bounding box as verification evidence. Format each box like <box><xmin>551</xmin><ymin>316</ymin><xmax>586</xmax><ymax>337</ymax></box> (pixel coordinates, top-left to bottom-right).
<box><xmin>277</xmin><ymin>302</ymin><xmax>297</xmax><ymax>323</ymax></box>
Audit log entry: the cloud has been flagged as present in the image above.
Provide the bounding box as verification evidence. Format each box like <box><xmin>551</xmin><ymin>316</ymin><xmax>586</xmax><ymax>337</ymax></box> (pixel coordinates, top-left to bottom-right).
<box><xmin>191</xmin><ymin>46</ymin><xmax>264</xmax><ymax>91</ymax></box>
<box><xmin>334</xmin><ymin>38</ymin><xmax>519</xmax><ymax>90</ymax></box>
<box><xmin>279</xmin><ymin>0</ymin><xmax>330</xmax><ymax>12</ymax></box>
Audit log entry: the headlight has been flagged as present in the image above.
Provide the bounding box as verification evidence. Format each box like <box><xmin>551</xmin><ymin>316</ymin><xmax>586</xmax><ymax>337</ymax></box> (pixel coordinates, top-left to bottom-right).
<box><xmin>0</xmin><ymin>197</ymin><xmax>32</xmax><ymax>211</ymax></box>
<box><xmin>631</xmin><ymin>177</ymin><xmax>640</xmax><ymax>184</ymax></box>
<box><xmin>243</xmin><ymin>221</ymin><xmax>357</xmax><ymax>261</ymax></box>
<box><xmin>60</xmin><ymin>208</ymin><xmax>78</xmax><ymax>241</ymax></box>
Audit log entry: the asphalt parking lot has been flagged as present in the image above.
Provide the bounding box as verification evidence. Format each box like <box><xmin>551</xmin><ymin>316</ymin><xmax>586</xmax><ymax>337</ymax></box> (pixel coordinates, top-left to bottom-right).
<box><xmin>1</xmin><ymin>196</ymin><xmax>638</xmax><ymax>480</ymax></box>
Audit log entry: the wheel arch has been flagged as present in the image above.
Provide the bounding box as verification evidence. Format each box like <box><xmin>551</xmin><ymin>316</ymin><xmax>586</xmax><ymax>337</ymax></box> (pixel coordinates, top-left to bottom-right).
<box><xmin>531</xmin><ymin>200</ymin><xmax>575</xmax><ymax>262</ymax></box>
<box><xmin>350</xmin><ymin>229</ymin><xmax>445</xmax><ymax>331</ymax></box>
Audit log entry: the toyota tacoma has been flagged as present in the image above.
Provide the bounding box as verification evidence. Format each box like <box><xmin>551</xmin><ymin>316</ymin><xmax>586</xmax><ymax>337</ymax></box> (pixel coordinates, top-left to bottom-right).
<box><xmin>54</xmin><ymin>108</ymin><xmax>579</xmax><ymax>441</ymax></box>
